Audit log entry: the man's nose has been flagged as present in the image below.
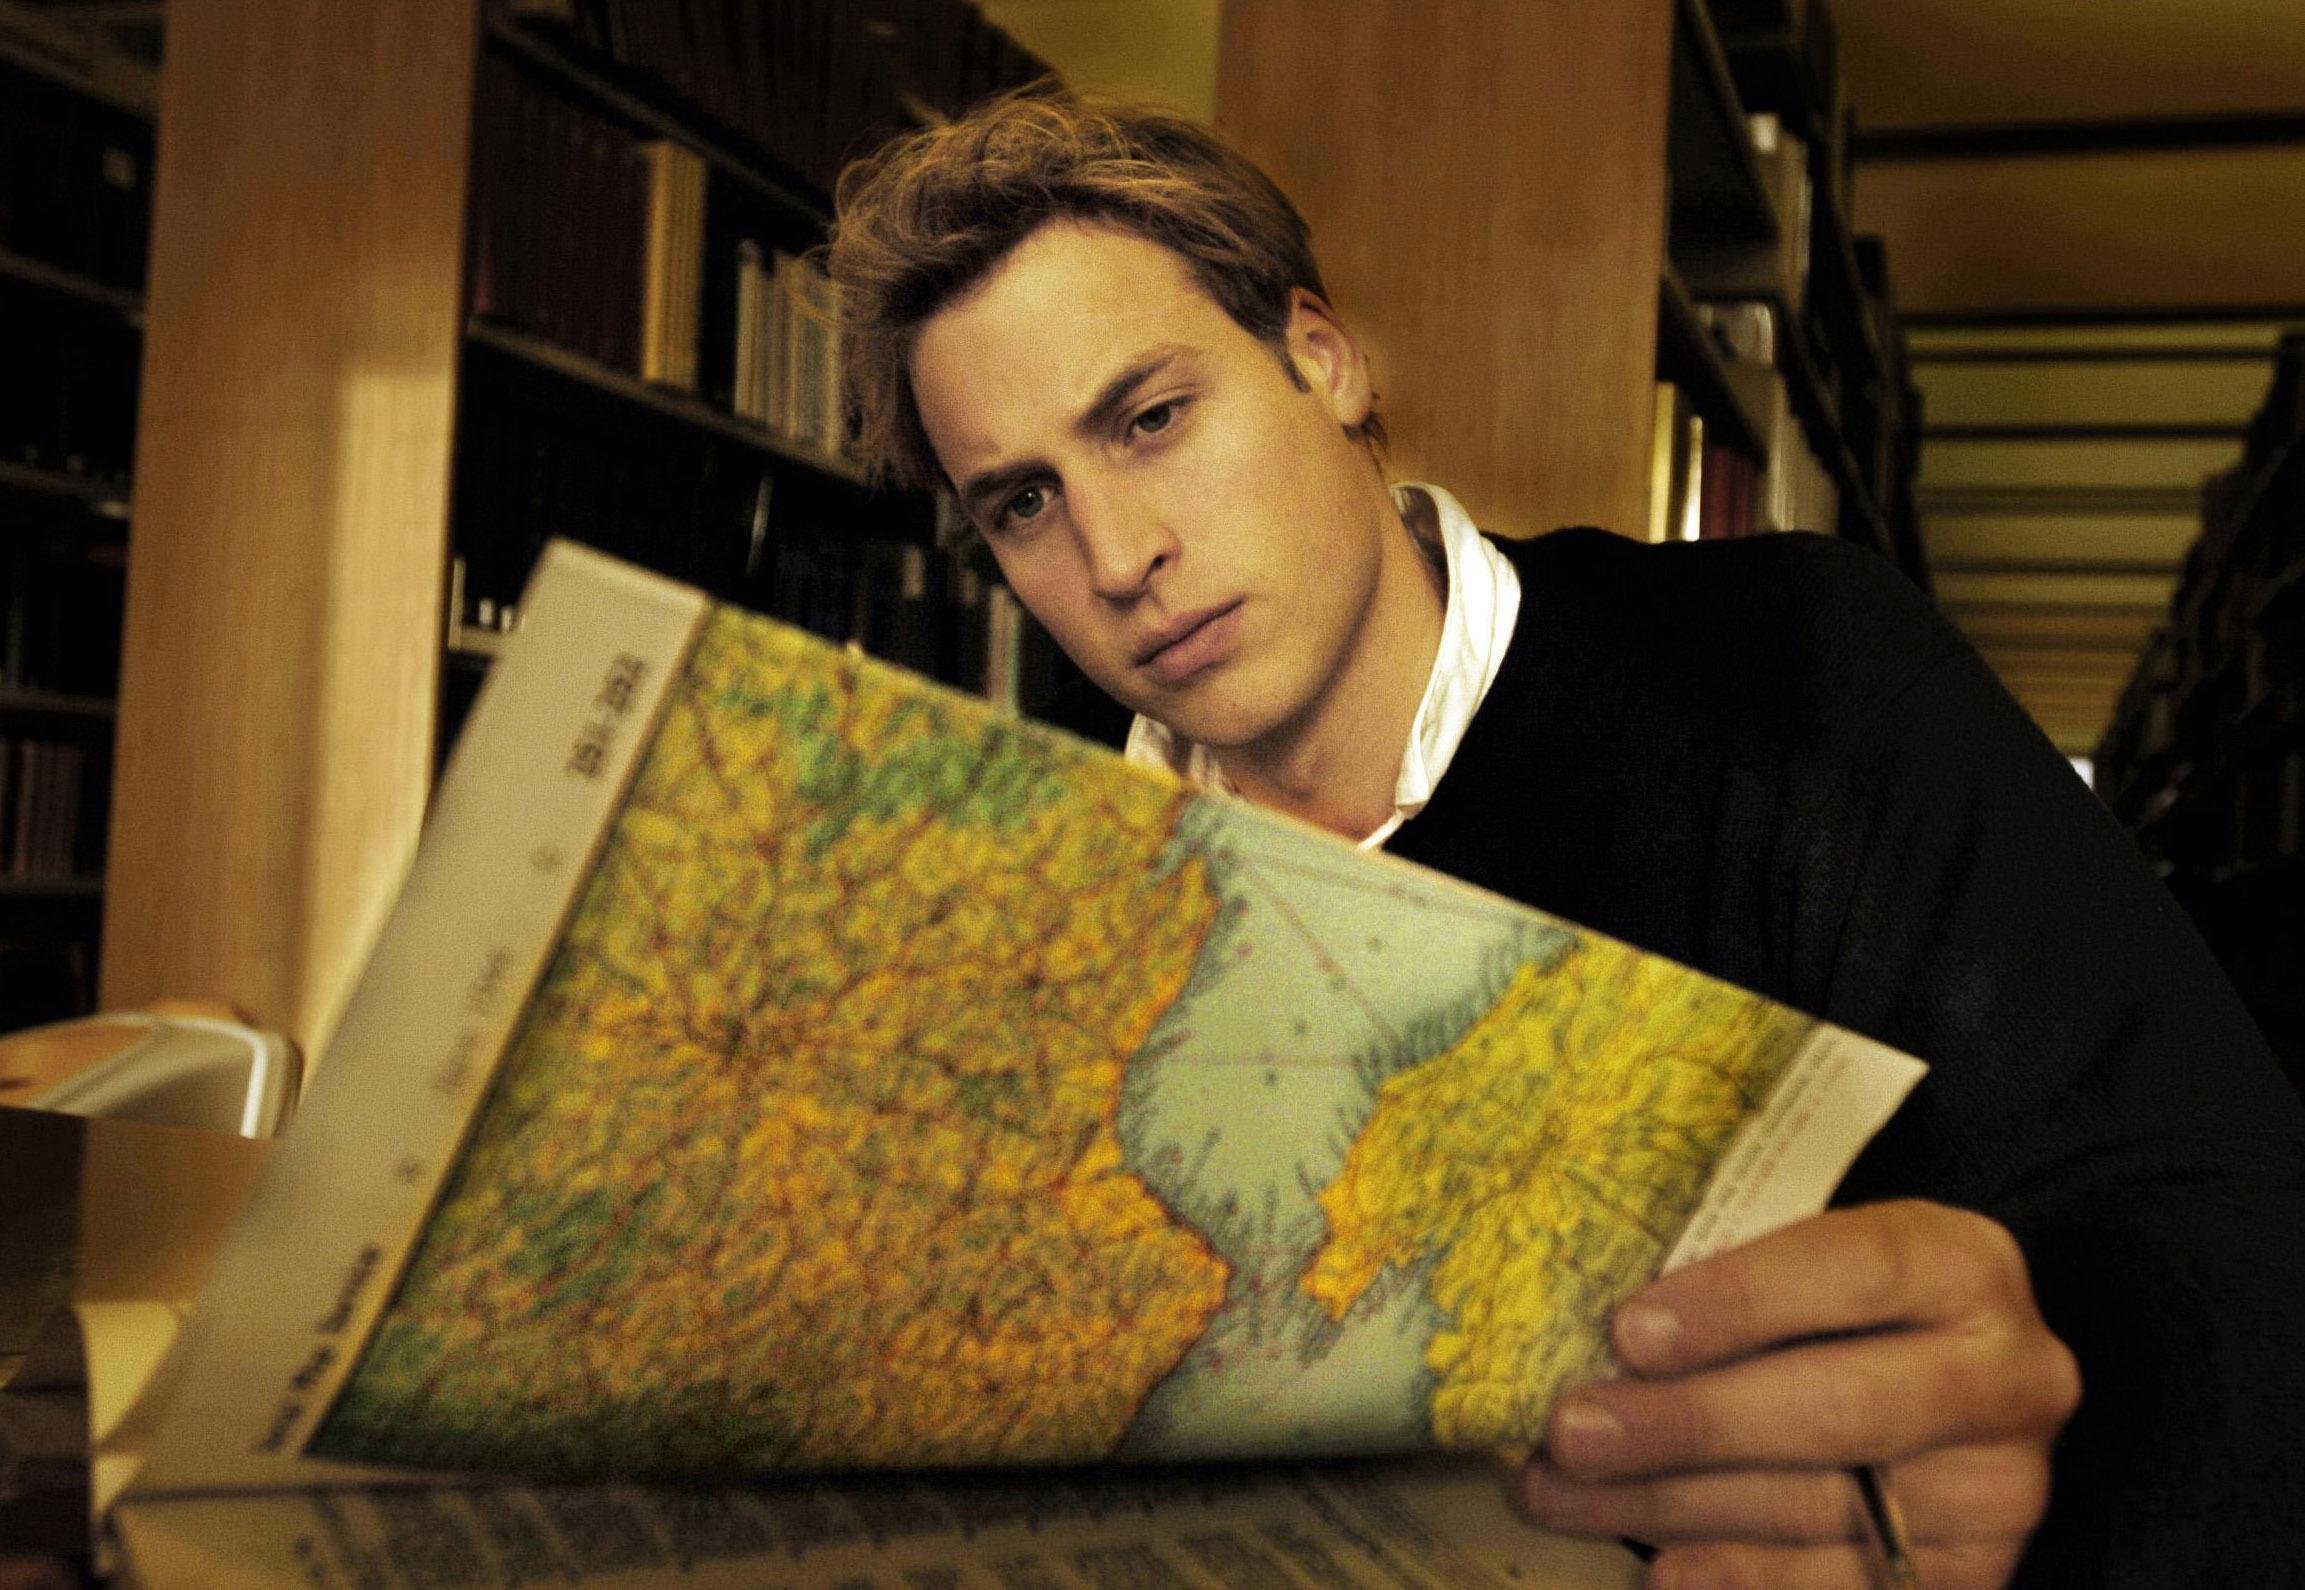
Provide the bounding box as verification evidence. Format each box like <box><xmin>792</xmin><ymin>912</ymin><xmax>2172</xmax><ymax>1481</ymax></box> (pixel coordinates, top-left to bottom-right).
<box><xmin>1071</xmin><ymin>476</ymin><xmax>1178</xmax><ymax>599</ymax></box>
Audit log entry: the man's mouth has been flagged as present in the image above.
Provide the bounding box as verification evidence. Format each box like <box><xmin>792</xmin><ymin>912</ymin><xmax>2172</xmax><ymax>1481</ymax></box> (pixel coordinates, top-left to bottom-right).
<box><xmin>1137</xmin><ymin>601</ymin><xmax>1244</xmax><ymax>686</ymax></box>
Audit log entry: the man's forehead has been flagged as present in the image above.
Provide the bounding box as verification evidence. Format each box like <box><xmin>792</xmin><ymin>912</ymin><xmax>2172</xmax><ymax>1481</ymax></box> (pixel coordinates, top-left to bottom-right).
<box><xmin>929</xmin><ymin>219</ymin><xmax>1223</xmax><ymax>357</ymax></box>
<box><xmin>908</xmin><ymin>222</ymin><xmax>1239</xmax><ymax>454</ymax></box>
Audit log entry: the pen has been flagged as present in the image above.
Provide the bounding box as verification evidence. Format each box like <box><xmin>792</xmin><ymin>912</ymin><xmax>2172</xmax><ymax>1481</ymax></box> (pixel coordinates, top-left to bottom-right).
<box><xmin>1854</xmin><ymin>1463</ymin><xmax>1919</xmax><ymax>1590</ymax></box>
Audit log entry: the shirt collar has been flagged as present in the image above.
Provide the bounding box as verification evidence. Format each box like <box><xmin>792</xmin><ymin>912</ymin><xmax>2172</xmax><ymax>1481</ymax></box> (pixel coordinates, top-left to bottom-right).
<box><xmin>1123</xmin><ymin>482</ymin><xmax>1523</xmax><ymax>848</ymax></box>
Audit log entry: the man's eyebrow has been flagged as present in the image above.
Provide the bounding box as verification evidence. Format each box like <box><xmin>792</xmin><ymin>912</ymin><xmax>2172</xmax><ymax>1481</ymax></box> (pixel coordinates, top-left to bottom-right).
<box><xmin>1075</xmin><ymin>344</ymin><xmax>1199</xmax><ymax>438</ymax></box>
<box><xmin>955</xmin><ymin>345</ymin><xmax>1201</xmax><ymax>521</ymax></box>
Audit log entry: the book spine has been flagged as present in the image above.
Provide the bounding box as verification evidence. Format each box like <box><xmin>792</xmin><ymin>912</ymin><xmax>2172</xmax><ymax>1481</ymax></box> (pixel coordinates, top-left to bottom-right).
<box><xmin>732</xmin><ymin>239</ymin><xmax>769</xmax><ymax>422</ymax></box>
<box><xmin>638</xmin><ymin>141</ymin><xmax>706</xmax><ymax>390</ymax></box>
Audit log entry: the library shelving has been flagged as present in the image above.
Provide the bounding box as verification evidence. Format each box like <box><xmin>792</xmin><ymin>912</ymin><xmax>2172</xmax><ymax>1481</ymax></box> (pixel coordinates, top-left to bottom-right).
<box><xmin>2095</xmin><ymin>331</ymin><xmax>2305</xmax><ymax>1087</ymax></box>
<box><xmin>1216</xmin><ymin>0</ymin><xmax>1927</xmax><ymax>581</ymax></box>
<box><xmin>439</xmin><ymin>0</ymin><xmax>1119</xmax><ymax>765</ymax></box>
<box><xmin>0</xmin><ymin>38</ymin><xmax>152</xmax><ymax>1029</ymax></box>
<box><xmin>98</xmin><ymin>0</ymin><xmax>1102</xmax><ymax>1048</ymax></box>
<box><xmin>104</xmin><ymin>0</ymin><xmax>1927</xmax><ymax>1047</ymax></box>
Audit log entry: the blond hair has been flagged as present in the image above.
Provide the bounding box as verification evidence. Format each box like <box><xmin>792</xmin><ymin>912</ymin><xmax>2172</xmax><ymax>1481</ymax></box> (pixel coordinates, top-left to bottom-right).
<box><xmin>827</xmin><ymin>88</ymin><xmax>1381</xmax><ymax>494</ymax></box>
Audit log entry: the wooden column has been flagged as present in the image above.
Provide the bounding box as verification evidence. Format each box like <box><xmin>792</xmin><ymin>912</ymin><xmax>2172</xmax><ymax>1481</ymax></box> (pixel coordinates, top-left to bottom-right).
<box><xmin>100</xmin><ymin>0</ymin><xmax>478</xmax><ymax>1061</ymax></box>
<box><xmin>1217</xmin><ymin>0</ymin><xmax>1674</xmax><ymax>538</ymax></box>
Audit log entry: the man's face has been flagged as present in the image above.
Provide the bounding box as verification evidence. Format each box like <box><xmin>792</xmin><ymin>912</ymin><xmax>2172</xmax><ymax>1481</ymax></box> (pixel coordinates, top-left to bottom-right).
<box><xmin>908</xmin><ymin>219</ymin><xmax>1415</xmax><ymax>760</ymax></box>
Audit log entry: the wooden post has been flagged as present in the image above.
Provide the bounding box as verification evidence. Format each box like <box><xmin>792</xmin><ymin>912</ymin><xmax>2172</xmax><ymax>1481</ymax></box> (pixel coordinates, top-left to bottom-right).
<box><xmin>1217</xmin><ymin>0</ymin><xmax>1674</xmax><ymax>538</ymax></box>
<box><xmin>101</xmin><ymin>0</ymin><xmax>479</xmax><ymax>1061</ymax></box>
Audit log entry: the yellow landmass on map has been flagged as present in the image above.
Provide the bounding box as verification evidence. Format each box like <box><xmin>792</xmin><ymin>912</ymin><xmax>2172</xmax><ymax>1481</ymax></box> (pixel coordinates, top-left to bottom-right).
<box><xmin>1302</xmin><ymin>937</ymin><xmax>1809</xmax><ymax>1447</ymax></box>
<box><xmin>319</xmin><ymin>610</ymin><xmax>1230</xmax><ymax>1474</ymax></box>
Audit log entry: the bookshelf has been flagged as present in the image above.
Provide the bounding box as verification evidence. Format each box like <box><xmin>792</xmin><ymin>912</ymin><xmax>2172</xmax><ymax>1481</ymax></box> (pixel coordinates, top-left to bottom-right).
<box><xmin>98</xmin><ymin>0</ymin><xmax>1923</xmax><ymax>1051</ymax></box>
<box><xmin>1217</xmin><ymin>0</ymin><xmax>1924</xmax><ymax>574</ymax></box>
<box><xmin>0</xmin><ymin>40</ymin><xmax>151</xmax><ymax>1030</ymax></box>
<box><xmin>440</xmin><ymin>0</ymin><xmax>1079</xmax><ymax>759</ymax></box>
<box><xmin>2095</xmin><ymin>332</ymin><xmax>2305</xmax><ymax>1085</ymax></box>
<box><xmin>98</xmin><ymin>0</ymin><xmax>1077</xmax><ymax>1054</ymax></box>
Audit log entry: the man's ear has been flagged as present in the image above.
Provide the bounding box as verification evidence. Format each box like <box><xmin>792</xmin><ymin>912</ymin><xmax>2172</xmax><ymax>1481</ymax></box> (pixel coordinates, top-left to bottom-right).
<box><xmin>1285</xmin><ymin>287</ymin><xmax>1375</xmax><ymax>430</ymax></box>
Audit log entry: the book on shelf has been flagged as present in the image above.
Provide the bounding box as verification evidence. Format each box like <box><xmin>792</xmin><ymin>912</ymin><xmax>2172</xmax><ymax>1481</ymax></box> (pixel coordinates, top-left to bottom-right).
<box><xmin>1675</xmin><ymin>112</ymin><xmax>1812</xmax><ymax>315</ymax></box>
<box><xmin>84</xmin><ymin>540</ymin><xmax>1925</xmax><ymax>1587</ymax></box>
<box><xmin>1646</xmin><ymin>382</ymin><xmax>1765</xmax><ymax>542</ymax></box>
<box><xmin>511</xmin><ymin>0</ymin><xmax>1052</xmax><ymax>193</ymax></box>
<box><xmin>1694</xmin><ymin>299</ymin><xmax>1841</xmax><ymax>536</ymax></box>
<box><xmin>468</xmin><ymin>53</ymin><xmax>648</xmax><ymax>375</ymax></box>
<box><xmin>2</xmin><ymin>534</ymin><xmax>127</xmax><ymax>698</ymax></box>
<box><xmin>469</xmin><ymin>57</ymin><xmax>858</xmax><ymax>464</ymax></box>
<box><xmin>731</xmin><ymin>245</ymin><xmax>845</xmax><ymax>457</ymax></box>
<box><xmin>0</xmin><ymin>735</ymin><xmax>95</xmax><ymax>881</ymax></box>
<box><xmin>638</xmin><ymin>139</ymin><xmax>706</xmax><ymax>392</ymax></box>
<box><xmin>1747</xmin><ymin>113</ymin><xmax>1811</xmax><ymax>313</ymax></box>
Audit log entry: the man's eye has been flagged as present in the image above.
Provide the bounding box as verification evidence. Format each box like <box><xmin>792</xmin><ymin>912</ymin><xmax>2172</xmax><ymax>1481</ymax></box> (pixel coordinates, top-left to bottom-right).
<box><xmin>1132</xmin><ymin>401</ymin><xmax>1180</xmax><ymax>437</ymax></box>
<box><xmin>999</xmin><ymin>483</ymin><xmax>1048</xmax><ymax>528</ymax></box>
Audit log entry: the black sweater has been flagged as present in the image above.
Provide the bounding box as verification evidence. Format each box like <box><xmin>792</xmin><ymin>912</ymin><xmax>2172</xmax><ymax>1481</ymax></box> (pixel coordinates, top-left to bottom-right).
<box><xmin>1386</xmin><ymin>528</ymin><xmax>2305</xmax><ymax>1587</ymax></box>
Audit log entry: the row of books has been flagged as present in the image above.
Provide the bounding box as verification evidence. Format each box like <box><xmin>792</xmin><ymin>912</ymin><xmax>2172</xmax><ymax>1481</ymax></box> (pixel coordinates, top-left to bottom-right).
<box><xmin>518</xmin><ymin>0</ymin><xmax>1051</xmax><ymax>194</ymax></box>
<box><xmin>0</xmin><ymin>277</ymin><xmax>141</xmax><ymax>487</ymax></box>
<box><xmin>2095</xmin><ymin>335</ymin><xmax>2305</xmax><ymax>1083</ymax></box>
<box><xmin>2</xmin><ymin>538</ymin><xmax>127</xmax><ymax>699</ymax></box>
<box><xmin>0</xmin><ymin>55</ymin><xmax>154</xmax><ymax>291</ymax></box>
<box><xmin>446</xmin><ymin>387</ymin><xmax>936</xmax><ymax>674</ymax></box>
<box><xmin>468</xmin><ymin>56</ymin><xmax>850</xmax><ymax>460</ymax></box>
<box><xmin>468</xmin><ymin>54</ymin><xmax>653</xmax><ymax>375</ymax></box>
<box><xmin>1680</xmin><ymin>115</ymin><xmax>1821</xmax><ymax>329</ymax></box>
<box><xmin>450</xmin><ymin>385</ymin><xmax>787</xmax><ymax>625</ymax></box>
<box><xmin>1704</xmin><ymin>298</ymin><xmax>1843</xmax><ymax>532</ymax></box>
<box><xmin>1647</xmin><ymin>374</ymin><xmax>1837</xmax><ymax>543</ymax></box>
<box><xmin>1</xmin><ymin>736</ymin><xmax>102</xmax><ymax>881</ymax></box>
<box><xmin>748</xmin><ymin>524</ymin><xmax>1121</xmax><ymax>745</ymax></box>
<box><xmin>444</xmin><ymin>383</ymin><xmax>1126</xmax><ymax>749</ymax></box>
<box><xmin>729</xmin><ymin>243</ymin><xmax>845</xmax><ymax>456</ymax></box>
<box><xmin>451</xmin><ymin>517</ymin><xmax>1119</xmax><ymax>752</ymax></box>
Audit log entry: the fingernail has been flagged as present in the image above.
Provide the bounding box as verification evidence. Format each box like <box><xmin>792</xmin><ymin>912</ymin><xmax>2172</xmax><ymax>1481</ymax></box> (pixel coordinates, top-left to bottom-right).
<box><xmin>1617</xmin><ymin>1300</ymin><xmax>1680</xmax><ymax>1365</ymax></box>
<box><xmin>1552</xmin><ymin>1400</ymin><xmax>1624</xmax><ymax>1463</ymax></box>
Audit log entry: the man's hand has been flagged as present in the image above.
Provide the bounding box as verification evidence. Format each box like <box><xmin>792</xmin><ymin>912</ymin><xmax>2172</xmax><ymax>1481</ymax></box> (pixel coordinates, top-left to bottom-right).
<box><xmin>1515</xmin><ymin>1200</ymin><xmax>2080</xmax><ymax>1589</ymax></box>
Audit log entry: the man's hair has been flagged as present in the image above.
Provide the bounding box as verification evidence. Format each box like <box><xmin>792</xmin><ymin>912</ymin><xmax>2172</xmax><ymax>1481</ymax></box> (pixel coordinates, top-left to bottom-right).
<box><xmin>827</xmin><ymin>88</ymin><xmax>1382</xmax><ymax>495</ymax></box>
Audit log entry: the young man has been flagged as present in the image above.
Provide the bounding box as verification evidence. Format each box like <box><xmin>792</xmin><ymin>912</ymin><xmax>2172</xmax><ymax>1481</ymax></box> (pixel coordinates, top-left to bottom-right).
<box><xmin>829</xmin><ymin>93</ymin><xmax>2305</xmax><ymax>1586</ymax></box>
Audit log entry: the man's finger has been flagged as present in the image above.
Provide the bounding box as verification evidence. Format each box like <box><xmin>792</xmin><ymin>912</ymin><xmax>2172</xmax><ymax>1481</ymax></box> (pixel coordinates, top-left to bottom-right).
<box><xmin>1517</xmin><ymin>1445</ymin><xmax>2051</xmax><ymax>1548</ymax></box>
<box><xmin>1548</xmin><ymin>1326</ymin><xmax>2074</xmax><ymax>1478</ymax></box>
<box><xmin>1615</xmin><ymin>1201</ymin><xmax>2038</xmax><ymax>1375</ymax></box>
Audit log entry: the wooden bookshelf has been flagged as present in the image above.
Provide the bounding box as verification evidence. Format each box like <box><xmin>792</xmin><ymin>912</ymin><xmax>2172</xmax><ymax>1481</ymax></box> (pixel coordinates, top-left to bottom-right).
<box><xmin>1665</xmin><ymin>0</ymin><xmax>1777</xmax><ymax>252</ymax></box>
<box><xmin>0</xmin><ymin>0</ymin><xmax>158</xmax><ymax>117</ymax></box>
<box><xmin>0</xmin><ymin>688</ymin><xmax>117</xmax><ymax>726</ymax></box>
<box><xmin>1655</xmin><ymin>264</ymin><xmax>1768</xmax><ymax>461</ymax></box>
<box><xmin>0</xmin><ymin>243</ymin><xmax>144</xmax><ymax>322</ymax></box>
<box><xmin>0</xmin><ymin>26</ymin><xmax>151</xmax><ymax>1018</ymax></box>
<box><xmin>0</xmin><ymin>461</ymin><xmax>131</xmax><ymax>519</ymax></box>
<box><xmin>1219</xmin><ymin>0</ymin><xmax>1919</xmax><ymax>565</ymax></box>
<box><xmin>100</xmin><ymin>0</ymin><xmax>477</xmax><ymax>1054</ymax></box>
<box><xmin>93</xmin><ymin>0</ymin><xmax>1928</xmax><ymax>1051</ymax></box>
<box><xmin>465</xmin><ymin>318</ymin><xmax>869</xmax><ymax>487</ymax></box>
<box><xmin>2095</xmin><ymin>333</ymin><xmax>2305</xmax><ymax>1083</ymax></box>
<box><xmin>99</xmin><ymin>0</ymin><xmax>1059</xmax><ymax>1053</ymax></box>
<box><xmin>482</xmin><ymin>12</ymin><xmax>832</xmax><ymax>233</ymax></box>
<box><xmin>0</xmin><ymin>876</ymin><xmax>105</xmax><ymax>901</ymax></box>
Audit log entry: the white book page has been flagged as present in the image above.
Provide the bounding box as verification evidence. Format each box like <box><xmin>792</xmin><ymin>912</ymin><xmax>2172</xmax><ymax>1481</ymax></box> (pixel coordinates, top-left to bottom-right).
<box><xmin>114</xmin><ymin>1457</ymin><xmax>1639</xmax><ymax>1590</ymax></box>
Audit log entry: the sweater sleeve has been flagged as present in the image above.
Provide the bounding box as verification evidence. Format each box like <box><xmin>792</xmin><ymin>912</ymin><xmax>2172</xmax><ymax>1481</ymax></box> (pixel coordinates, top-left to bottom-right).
<box><xmin>1797</xmin><ymin>629</ymin><xmax>2305</xmax><ymax>1586</ymax></box>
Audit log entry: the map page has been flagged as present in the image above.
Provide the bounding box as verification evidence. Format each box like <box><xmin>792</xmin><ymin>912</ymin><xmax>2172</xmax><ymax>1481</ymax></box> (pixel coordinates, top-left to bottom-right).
<box><xmin>315</xmin><ymin>599</ymin><xmax>1864</xmax><ymax>1476</ymax></box>
<box><xmin>125</xmin><ymin>543</ymin><xmax>1922</xmax><ymax>1499</ymax></box>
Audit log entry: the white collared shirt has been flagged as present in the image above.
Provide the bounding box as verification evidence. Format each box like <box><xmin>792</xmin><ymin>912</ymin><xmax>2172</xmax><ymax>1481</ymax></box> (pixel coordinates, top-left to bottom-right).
<box><xmin>1123</xmin><ymin>482</ymin><xmax>1523</xmax><ymax>849</ymax></box>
